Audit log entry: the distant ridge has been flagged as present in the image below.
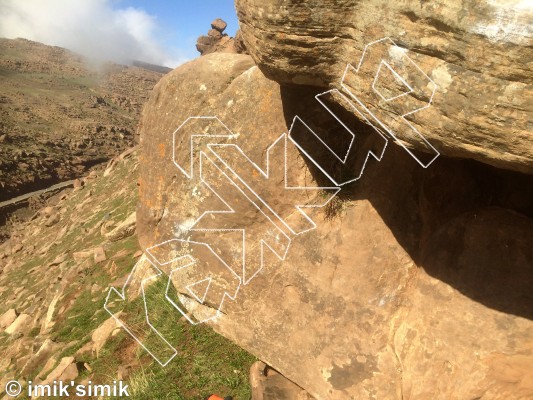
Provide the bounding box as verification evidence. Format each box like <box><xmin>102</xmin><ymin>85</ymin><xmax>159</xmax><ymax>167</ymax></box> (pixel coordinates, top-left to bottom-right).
<box><xmin>0</xmin><ymin>37</ymin><xmax>165</xmax><ymax>202</ymax></box>
<box><xmin>132</xmin><ymin>60</ymin><xmax>173</xmax><ymax>74</ymax></box>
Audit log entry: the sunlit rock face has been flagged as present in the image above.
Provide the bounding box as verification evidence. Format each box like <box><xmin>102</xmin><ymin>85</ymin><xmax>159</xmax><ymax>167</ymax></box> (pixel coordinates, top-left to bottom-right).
<box><xmin>137</xmin><ymin>50</ymin><xmax>533</xmax><ymax>399</ymax></box>
<box><xmin>235</xmin><ymin>0</ymin><xmax>533</xmax><ymax>175</ymax></box>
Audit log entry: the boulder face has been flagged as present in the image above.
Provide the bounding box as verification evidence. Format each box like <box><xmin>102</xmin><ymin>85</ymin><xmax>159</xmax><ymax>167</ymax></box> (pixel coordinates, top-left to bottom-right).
<box><xmin>137</xmin><ymin>52</ymin><xmax>533</xmax><ymax>399</ymax></box>
<box><xmin>235</xmin><ymin>0</ymin><xmax>533</xmax><ymax>175</ymax></box>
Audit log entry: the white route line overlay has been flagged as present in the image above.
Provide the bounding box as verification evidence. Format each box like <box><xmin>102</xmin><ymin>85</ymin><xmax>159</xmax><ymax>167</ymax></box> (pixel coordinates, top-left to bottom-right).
<box><xmin>105</xmin><ymin>36</ymin><xmax>444</xmax><ymax>366</ymax></box>
<box><xmin>104</xmin><ymin>256</ymin><xmax>178</xmax><ymax>367</ymax></box>
<box><xmin>341</xmin><ymin>36</ymin><xmax>440</xmax><ymax>168</ymax></box>
<box><xmin>168</xmin><ymin>129</ymin><xmax>339</xmax><ymax>284</ymax></box>
<box><xmin>105</xmin><ymin>239</ymin><xmax>243</xmax><ymax>366</ymax></box>
<box><xmin>191</xmin><ymin>150</ymin><xmax>294</xmax><ymax>285</ymax></box>
<box><xmin>151</xmin><ymin>238</ymin><xmax>241</xmax><ymax>324</ymax></box>
<box><xmin>372</xmin><ymin>60</ymin><xmax>414</xmax><ymax>102</ymax></box>
<box><xmin>171</xmin><ymin>116</ymin><xmax>237</xmax><ymax>179</ymax></box>
<box><xmin>207</xmin><ymin>133</ymin><xmax>339</xmax><ymax>237</ymax></box>
<box><xmin>288</xmin><ymin>88</ymin><xmax>389</xmax><ymax>187</ymax></box>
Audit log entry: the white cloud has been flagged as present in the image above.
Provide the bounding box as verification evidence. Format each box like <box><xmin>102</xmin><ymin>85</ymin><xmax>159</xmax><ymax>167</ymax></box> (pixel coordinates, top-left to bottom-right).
<box><xmin>0</xmin><ymin>0</ymin><xmax>188</xmax><ymax>67</ymax></box>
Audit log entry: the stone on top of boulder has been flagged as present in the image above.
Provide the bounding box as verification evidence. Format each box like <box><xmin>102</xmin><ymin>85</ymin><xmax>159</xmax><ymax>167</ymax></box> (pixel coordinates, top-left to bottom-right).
<box><xmin>196</xmin><ymin>18</ymin><xmax>248</xmax><ymax>56</ymax></box>
<box><xmin>211</xmin><ymin>18</ymin><xmax>227</xmax><ymax>33</ymax></box>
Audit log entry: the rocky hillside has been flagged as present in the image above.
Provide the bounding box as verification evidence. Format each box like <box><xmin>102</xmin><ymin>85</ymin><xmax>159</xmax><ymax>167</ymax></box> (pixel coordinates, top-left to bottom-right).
<box><xmin>0</xmin><ymin>38</ymin><xmax>165</xmax><ymax>202</ymax></box>
<box><xmin>0</xmin><ymin>149</ymin><xmax>257</xmax><ymax>399</ymax></box>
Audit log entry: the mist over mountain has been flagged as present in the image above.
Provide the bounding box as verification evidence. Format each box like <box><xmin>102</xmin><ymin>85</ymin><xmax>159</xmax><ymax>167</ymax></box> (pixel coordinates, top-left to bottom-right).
<box><xmin>0</xmin><ymin>38</ymin><xmax>165</xmax><ymax>205</ymax></box>
<box><xmin>0</xmin><ymin>0</ymin><xmax>188</xmax><ymax>67</ymax></box>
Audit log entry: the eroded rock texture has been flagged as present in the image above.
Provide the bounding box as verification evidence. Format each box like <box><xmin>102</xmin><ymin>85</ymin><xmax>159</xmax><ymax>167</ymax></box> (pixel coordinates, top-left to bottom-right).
<box><xmin>235</xmin><ymin>0</ymin><xmax>533</xmax><ymax>175</ymax></box>
<box><xmin>137</xmin><ymin>52</ymin><xmax>533</xmax><ymax>399</ymax></box>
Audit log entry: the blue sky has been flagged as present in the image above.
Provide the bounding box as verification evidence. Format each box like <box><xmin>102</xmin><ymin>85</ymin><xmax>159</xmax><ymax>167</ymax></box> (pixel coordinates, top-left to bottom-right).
<box><xmin>116</xmin><ymin>0</ymin><xmax>240</xmax><ymax>60</ymax></box>
<box><xmin>0</xmin><ymin>0</ymin><xmax>240</xmax><ymax>67</ymax></box>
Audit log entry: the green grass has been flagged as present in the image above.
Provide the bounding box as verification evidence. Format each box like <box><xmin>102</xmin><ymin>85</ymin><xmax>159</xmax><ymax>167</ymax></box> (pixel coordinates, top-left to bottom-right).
<box><xmin>52</xmin><ymin>289</ymin><xmax>105</xmax><ymax>343</ymax></box>
<box><xmin>104</xmin><ymin>280</ymin><xmax>256</xmax><ymax>400</ymax></box>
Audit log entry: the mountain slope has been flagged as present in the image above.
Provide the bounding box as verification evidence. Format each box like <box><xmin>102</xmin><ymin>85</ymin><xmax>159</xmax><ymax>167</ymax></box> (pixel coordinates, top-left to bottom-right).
<box><xmin>0</xmin><ymin>38</ymin><xmax>164</xmax><ymax>202</ymax></box>
<box><xmin>0</xmin><ymin>150</ymin><xmax>256</xmax><ymax>399</ymax></box>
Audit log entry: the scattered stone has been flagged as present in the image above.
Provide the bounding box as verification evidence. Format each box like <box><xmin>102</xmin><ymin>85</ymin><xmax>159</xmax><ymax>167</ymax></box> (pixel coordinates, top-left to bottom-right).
<box><xmin>11</xmin><ymin>243</ymin><xmax>23</xmax><ymax>254</ymax></box>
<box><xmin>196</xmin><ymin>35</ymin><xmax>215</xmax><ymax>55</ymax></box>
<box><xmin>74</xmin><ymin>342</ymin><xmax>92</xmax><ymax>358</ymax></box>
<box><xmin>41</xmin><ymin>206</ymin><xmax>55</xmax><ymax>216</ymax></box>
<box><xmin>0</xmin><ymin>309</ymin><xmax>17</xmax><ymax>329</ymax></box>
<box><xmin>91</xmin><ymin>315</ymin><xmax>121</xmax><ymax>357</ymax></box>
<box><xmin>0</xmin><ymin>356</ymin><xmax>11</xmax><ymax>372</ymax></box>
<box><xmin>90</xmin><ymin>283</ymin><xmax>101</xmax><ymax>295</ymax></box>
<box><xmin>42</xmin><ymin>356</ymin><xmax>75</xmax><ymax>384</ymax></box>
<box><xmin>5</xmin><ymin>313</ymin><xmax>32</xmax><ymax>335</ymax></box>
<box><xmin>105</xmin><ymin>260</ymin><xmax>118</xmax><ymax>276</ymax></box>
<box><xmin>105</xmin><ymin>212</ymin><xmax>136</xmax><ymax>242</ymax></box>
<box><xmin>73</xmin><ymin>178</ymin><xmax>83</xmax><ymax>189</ymax></box>
<box><xmin>208</xmin><ymin>29</ymin><xmax>223</xmax><ymax>40</ymax></box>
<box><xmin>44</xmin><ymin>213</ymin><xmax>60</xmax><ymax>227</ymax></box>
<box><xmin>103</xmin><ymin>165</ymin><xmax>115</xmax><ymax>177</ymax></box>
<box><xmin>58</xmin><ymin>362</ymin><xmax>78</xmax><ymax>381</ymax></box>
<box><xmin>20</xmin><ymin>339</ymin><xmax>59</xmax><ymax>377</ymax></box>
<box><xmin>13</xmin><ymin>284</ymin><xmax>25</xmax><ymax>297</ymax></box>
<box><xmin>100</xmin><ymin>219</ymin><xmax>115</xmax><ymax>236</ymax></box>
<box><xmin>94</xmin><ymin>246</ymin><xmax>107</xmax><ymax>263</ymax></box>
<box><xmin>133</xmin><ymin>250</ymin><xmax>143</xmax><ymax>258</ymax></box>
<box><xmin>111</xmin><ymin>248</ymin><xmax>130</xmax><ymax>259</ymax></box>
<box><xmin>109</xmin><ymin>273</ymin><xmax>129</xmax><ymax>288</ymax></box>
<box><xmin>36</xmin><ymin>357</ymin><xmax>57</xmax><ymax>382</ymax></box>
<box><xmin>196</xmin><ymin>18</ymin><xmax>237</xmax><ymax>55</ymax></box>
<box><xmin>118</xmin><ymin>146</ymin><xmax>137</xmax><ymax>160</ymax></box>
<box><xmin>117</xmin><ymin>364</ymin><xmax>132</xmax><ymax>380</ymax></box>
<box><xmin>72</xmin><ymin>250</ymin><xmax>92</xmax><ymax>261</ymax></box>
<box><xmin>49</xmin><ymin>253</ymin><xmax>68</xmax><ymax>266</ymax></box>
<box><xmin>41</xmin><ymin>292</ymin><xmax>61</xmax><ymax>334</ymax></box>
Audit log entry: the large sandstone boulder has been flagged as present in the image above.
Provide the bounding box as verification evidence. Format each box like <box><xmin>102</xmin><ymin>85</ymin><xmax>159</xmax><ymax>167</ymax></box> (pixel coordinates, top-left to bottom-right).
<box><xmin>137</xmin><ymin>52</ymin><xmax>533</xmax><ymax>399</ymax></box>
<box><xmin>235</xmin><ymin>0</ymin><xmax>533</xmax><ymax>175</ymax></box>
